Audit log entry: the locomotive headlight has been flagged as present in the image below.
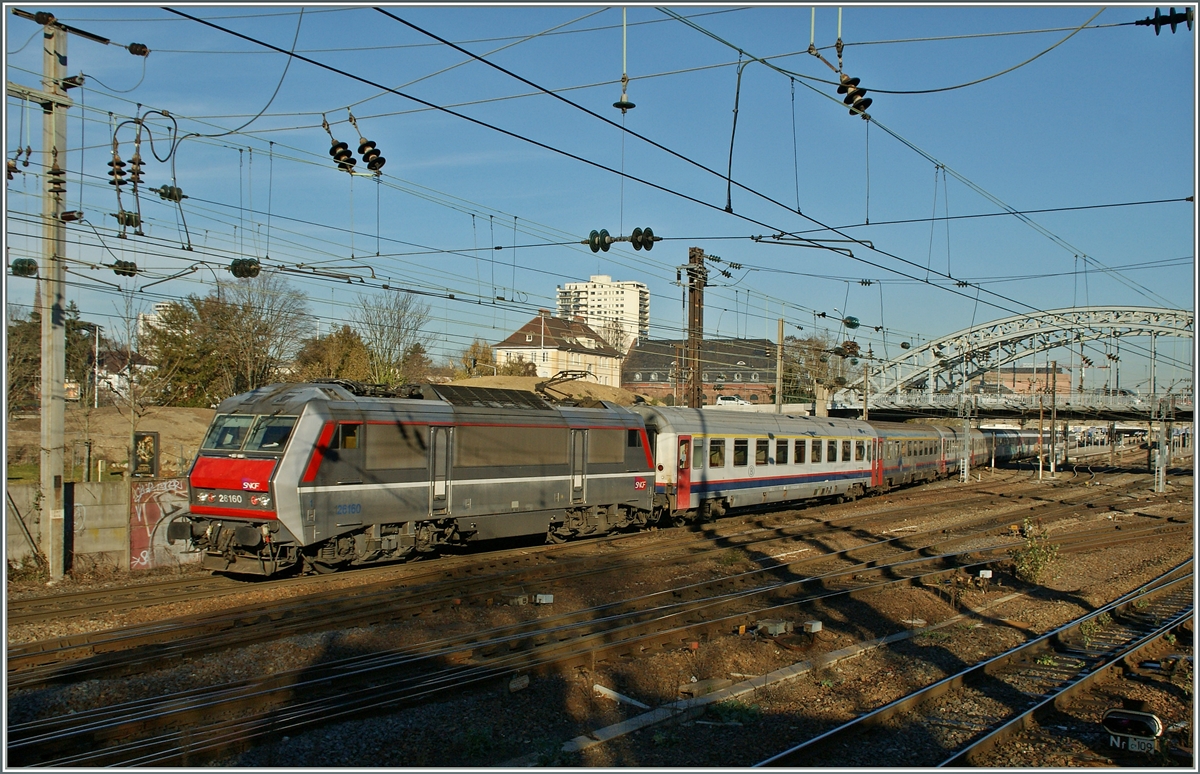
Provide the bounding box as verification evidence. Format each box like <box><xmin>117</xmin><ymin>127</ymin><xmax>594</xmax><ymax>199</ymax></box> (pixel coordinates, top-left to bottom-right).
<box><xmin>250</xmin><ymin>495</ymin><xmax>259</xmax><ymax>506</ymax></box>
<box><xmin>260</xmin><ymin>496</ymin><xmax>271</xmax><ymax>507</ymax></box>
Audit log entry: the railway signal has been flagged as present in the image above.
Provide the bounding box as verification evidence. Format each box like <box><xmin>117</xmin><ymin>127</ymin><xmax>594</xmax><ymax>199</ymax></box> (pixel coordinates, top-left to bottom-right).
<box><xmin>837</xmin><ymin>73</ymin><xmax>872</xmax><ymax>119</ymax></box>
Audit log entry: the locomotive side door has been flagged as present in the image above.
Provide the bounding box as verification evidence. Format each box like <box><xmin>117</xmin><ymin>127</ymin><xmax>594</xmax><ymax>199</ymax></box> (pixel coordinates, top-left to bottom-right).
<box><xmin>676</xmin><ymin>435</ymin><xmax>692</xmax><ymax>510</ymax></box>
<box><xmin>570</xmin><ymin>429</ymin><xmax>586</xmax><ymax>503</ymax></box>
<box><xmin>430</xmin><ymin>426</ymin><xmax>452</xmax><ymax>515</ymax></box>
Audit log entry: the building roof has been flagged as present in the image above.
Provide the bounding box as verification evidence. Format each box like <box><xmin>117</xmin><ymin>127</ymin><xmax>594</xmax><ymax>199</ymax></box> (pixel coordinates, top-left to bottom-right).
<box><xmin>623</xmin><ymin>338</ymin><xmax>775</xmax><ymax>379</ymax></box>
<box><xmin>496</xmin><ymin>315</ymin><xmax>624</xmax><ymax>358</ymax></box>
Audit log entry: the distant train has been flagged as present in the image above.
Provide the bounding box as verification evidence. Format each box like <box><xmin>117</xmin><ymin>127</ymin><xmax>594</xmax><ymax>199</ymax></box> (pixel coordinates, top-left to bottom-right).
<box><xmin>167</xmin><ymin>382</ymin><xmax>1042</xmax><ymax>576</ymax></box>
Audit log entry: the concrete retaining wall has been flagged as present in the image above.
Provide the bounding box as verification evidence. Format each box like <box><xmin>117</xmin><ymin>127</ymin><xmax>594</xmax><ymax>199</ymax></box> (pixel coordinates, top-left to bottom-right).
<box><xmin>6</xmin><ymin>479</ymin><xmax>197</xmax><ymax>572</ymax></box>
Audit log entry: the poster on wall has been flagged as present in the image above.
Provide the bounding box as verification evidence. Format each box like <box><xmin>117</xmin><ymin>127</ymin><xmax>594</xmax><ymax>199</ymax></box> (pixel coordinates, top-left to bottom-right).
<box><xmin>129</xmin><ymin>478</ymin><xmax>198</xmax><ymax>571</ymax></box>
<box><xmin>133</xmin><ymin>431</ymin><xmax>160</xmax><ymax>477</ymax></box>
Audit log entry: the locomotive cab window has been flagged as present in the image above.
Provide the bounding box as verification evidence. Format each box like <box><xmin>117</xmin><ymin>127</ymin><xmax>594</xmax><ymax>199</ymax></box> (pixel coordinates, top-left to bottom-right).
<box><xmin>202</xmin><ymin>414</ymin><xmax>256</xmax><ymax>451</ymax></box>
<box><xmin>335</xmin><ymin>423</ymin><xmax>360</xmax><ymax>449</ymax></box>
<box><xmin>627</xmin><ymin>429</ymin><xmax>642</xmax><ymax>448</ymax></box>
<box><xmin>246</xmin><ymin>415</ymin><xmax>298</xmax><ymax>452</ymax></box>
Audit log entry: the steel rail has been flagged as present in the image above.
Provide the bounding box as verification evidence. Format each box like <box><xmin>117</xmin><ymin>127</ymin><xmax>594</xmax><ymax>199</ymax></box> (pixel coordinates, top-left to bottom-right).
<box><xmin>8</xmin><ymin>480</ymin><xmax>1141</xmax><ymax>690</ymax></box>
<box><xmin>754</xmin><ymin>562</ymin><xmax>1194</xmax><ymax>767</ymax></box>
<box><xmin>8</xmin><ymin>519</ymin><xmax>1187</xmax><ymax>767</ymax></box>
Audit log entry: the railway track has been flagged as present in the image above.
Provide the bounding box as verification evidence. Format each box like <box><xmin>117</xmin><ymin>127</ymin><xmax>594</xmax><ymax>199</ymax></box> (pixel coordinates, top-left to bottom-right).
<box><xmin>6</xmin><ymin>514</ymin><xmax>1187</xmax><ymax>767</ymax></box>
<box><xmin>7</xmin><ymin>475</ymin><xmax>1148</xmax><ymax>687</ymax></box>
<box><xmin>755</xmin><ymin>562</ymin><xmax>1194</xmax><ymax>767</ymax></box>
<box><xmin>6</xmin><ymin>472</ymin><xmax>1039</xmax><ymax>628</ymax></box>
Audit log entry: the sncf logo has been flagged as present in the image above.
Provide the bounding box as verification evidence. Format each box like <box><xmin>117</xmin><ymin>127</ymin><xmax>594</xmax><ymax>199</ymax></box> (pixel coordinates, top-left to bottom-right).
<box><xmin>242</xmin><ymin>481</ymin><xmax>264</xmax><ymax>491</ymax></box>
<box><xmin>633</xmin><ymin>477</ymin><xmax>647</xmax><ymax>490</ymax></box>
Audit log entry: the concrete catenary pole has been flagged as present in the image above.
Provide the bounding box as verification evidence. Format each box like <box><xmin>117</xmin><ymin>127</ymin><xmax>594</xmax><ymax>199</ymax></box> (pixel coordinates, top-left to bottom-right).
<box><xmin>39</xmin><ymin>21</ymin><xmax>69</xmax><ymax>581</ymax></box>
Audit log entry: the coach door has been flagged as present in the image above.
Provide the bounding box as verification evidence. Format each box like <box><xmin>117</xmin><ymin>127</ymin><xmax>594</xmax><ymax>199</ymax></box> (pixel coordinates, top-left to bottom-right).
<box><xmin>676</xmin><ymin>435</ymin><xmax>692</xmax><ymax>510</ymax></box>
<box><xmin>570</xmin><ymin>429</ymin><xmax>586</xmax><ymax>503</ymax></box>
<box><xmin>430</xmin><ymin>427</ymin><xmax>451</xmax><ymax>515</ymax></box>
<box><xmin>872</xmin><ymin>437</ymin><xmax>884</xmax><ymax>487</ymax></box>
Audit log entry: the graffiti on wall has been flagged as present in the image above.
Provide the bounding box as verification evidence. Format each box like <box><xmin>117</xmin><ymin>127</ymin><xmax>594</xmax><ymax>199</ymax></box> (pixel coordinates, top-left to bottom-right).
<box><xmin>130</xmin><ymin>478</ymin><xmax>198</xmax><ymax>571</ymax></box>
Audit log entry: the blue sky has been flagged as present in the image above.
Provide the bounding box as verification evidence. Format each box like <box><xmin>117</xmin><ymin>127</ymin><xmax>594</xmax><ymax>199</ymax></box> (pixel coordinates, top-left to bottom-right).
<box><xmin>5</xmin><ymin>5</ymin><xmax>1196</xmax><ymax>392</ymax></box>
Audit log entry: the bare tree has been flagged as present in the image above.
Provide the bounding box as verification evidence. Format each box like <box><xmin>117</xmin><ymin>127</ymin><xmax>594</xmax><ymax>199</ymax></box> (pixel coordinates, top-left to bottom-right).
<box><xmin>353</xmin><ymin>291</ymin><xmax>433</xmax><ymax>386</ymax></box>
<box><xmin>218</xmin><ymin>274</ymin><xmax>310</xmax><ymax>395</ymax></box>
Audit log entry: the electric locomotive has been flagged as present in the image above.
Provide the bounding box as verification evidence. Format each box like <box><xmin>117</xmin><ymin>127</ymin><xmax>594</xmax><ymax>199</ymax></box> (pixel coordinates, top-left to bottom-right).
<box><xmin>168</xmin><ymin>381</ymin><xmax>655</xmax><ymax>575</ymax></box>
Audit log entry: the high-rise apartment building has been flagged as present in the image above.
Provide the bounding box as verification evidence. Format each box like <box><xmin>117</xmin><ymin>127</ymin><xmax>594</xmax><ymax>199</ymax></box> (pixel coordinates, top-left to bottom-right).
<box><xmin>555</xmin><ymin>274</ymin><xmax>649</xmax><ymax>352</ymax></box>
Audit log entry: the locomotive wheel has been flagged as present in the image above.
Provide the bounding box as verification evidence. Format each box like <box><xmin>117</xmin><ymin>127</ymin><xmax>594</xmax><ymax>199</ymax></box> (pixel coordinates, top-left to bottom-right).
<box><xmin>671</xmin><ymin>514</ymin><xmax>687</xmax><ymax>528</ymax></box>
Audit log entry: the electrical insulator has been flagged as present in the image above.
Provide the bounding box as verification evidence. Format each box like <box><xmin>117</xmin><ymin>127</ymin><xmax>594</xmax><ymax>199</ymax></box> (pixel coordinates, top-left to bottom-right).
<box><xmin>6</xmin><ymin>159</ymin><xmax>16</xmax><ymax>181</ymax></box>
<box><xmin>113</xmin><ymin>259</ymin><xmax>137</xmax><ymax>277</ymax></box>
<box><xmin>47</xmin><ymin>166</ymin><xmax>66</xmax><ymax>195</ymax></box>
<box><xmin>127</xmin><ymin>153</ymin><xmax>144</xmax><ymax>185</ymax></box>
<box><xmin>33</xmin><ymin>11</ymin><xmax>55</xmax><ymax>25</ymax></box>
<box><xmin>329</xmin><ymin>140</ymin><xmax>356</xmax><ymax>172</ymax></box>
<box><xmin>728</xmin><ymin>262</ymin><xmax>743</xmax><ymax>270</ymax></box>
<box><xmin>113</xmin><ymin>211</ymin><xmax>141</xmax><ymax>228</ymax></box>
<box><xmin>230</xmin><ymin>257</ymin><xmax>261</xmax><ymax>278</ymax></box>
<box><xmin>357</xmin><ymin>138</ymin><xmax>385</xmax><ymax>172</ymax></box>
<box><xmin>837</xmin><ymin>74</ymin><xmax>872</xmax><ymax>119</ymax></box>
<box><xmin>108</xmin><ymin>154</ymin><xmax>127</xmax><ymax>187</ymax></box>
<box><xmin>630</xmin><ymin>227</ymin><xmax>657</xmax><ymax>251</ymax></box>
<box><xmin>155</xmin><ymin>185</ymin><xmax>185</xmax><ymax>202</ymax></box>
<box><xmin>127</xmin><ymin>42</ymin><xmax>150</xmax><ymax>56</ymax></box>
<box><xmin>859</xmin><ymin>279</ymin><xmax>873</xmax><ymax>286</ymax></box>
<box><xmin>11</xmin><ymin>257</ymin><xmax>38</xmax><ymax>277</ymax></box>
<box><xmin>842</xmin><ymin>341</ymin><xmax>860</xmax><ymax>357</ymax></box>
<box><xmin>586</xmin><ymin>229</ymin><xmax>612</xmax><ymax>253</ymax></box>
<box><xmin>900</xmin><ymin>341</ymin><xmax>911</xmax><ymax>349</ymax></box>
<box><xmin>1137</xmin><ymin>6</ymin><xmax>1194</xmax><ymax>34</ymax></box>
<box><xmin>842</xmin><ymin>316</ymin><xmax>861</xmax><ymax>329</ymax></box>
<box><xmin>59</xmin><ymin>210</ymin><xmax>83</xmax><ymax>222</ymax></box>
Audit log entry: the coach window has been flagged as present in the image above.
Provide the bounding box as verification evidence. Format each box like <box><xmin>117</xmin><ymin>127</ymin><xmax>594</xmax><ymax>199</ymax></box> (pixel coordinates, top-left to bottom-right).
<box><xmin>693</xmin><ymin>439</ymin><xmax>703</xmax><ymax>469</ymax></box>
<box><xmin>795</xmin><ymin>439</ymin><xmax>806</xmax><ymax>464</ymax></box>
<box><xmin>776</xmin><ymin>439</ymin><xmax>789</xmax><ymax>465</ymax></box>
<box><xmin>855</xmin><ymin>440</ymin><xmax>865</xmax><ymax>461</ymax></box>
<box><xmin>811</xmin><ymin>439</ymin><xmax>822</xmax><ymax>463</ymax></box>
<box><xmin>841</xmin><ymin>440</ymin><xmax>851</xmax><ymax>462</ymax></box>
<box><xmin>709</xmin><ymin>439</ymin><xmax>725</xmax><ymax>468</ymax></box>
<box><xmin>756</xmin><ymin>439</ymin><xmax>769</xmax><ymax>465</ymax></box>
<box><xmin>827</xmin><ymin>439</ymin><xmax>838</xmax><ymax>462</ymax></box>
<box><xmin>733</xmin><ymin>439</ymin><xmax>749</xmax><ymax>466</ymax></box>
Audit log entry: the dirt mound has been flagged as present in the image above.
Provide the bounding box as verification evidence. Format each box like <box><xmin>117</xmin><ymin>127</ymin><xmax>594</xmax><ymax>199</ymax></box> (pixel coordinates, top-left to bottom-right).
<box><xmin>449</xmin><ymin>376</ymin><xmax>645</xmax><ymax>406</ymax></box>
<box><xmin>6</xmin><ymin>406</ymin><xmax>215</xmax><ymax>476</ymax></box>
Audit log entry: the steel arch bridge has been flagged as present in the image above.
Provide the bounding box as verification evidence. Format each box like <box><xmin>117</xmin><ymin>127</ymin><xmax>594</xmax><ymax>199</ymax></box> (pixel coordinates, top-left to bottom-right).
<box><xmin>843</xmin><ymin>306</ymin><xmax>1193</xmax><ymax>401</ymax></box>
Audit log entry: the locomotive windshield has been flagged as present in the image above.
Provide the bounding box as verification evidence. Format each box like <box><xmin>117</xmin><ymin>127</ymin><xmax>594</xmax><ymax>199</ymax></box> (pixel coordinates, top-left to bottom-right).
<box><xmin>201</xmin><ymin>414</ymin><xmax>297</xmax><ymax>453</ymax></box>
